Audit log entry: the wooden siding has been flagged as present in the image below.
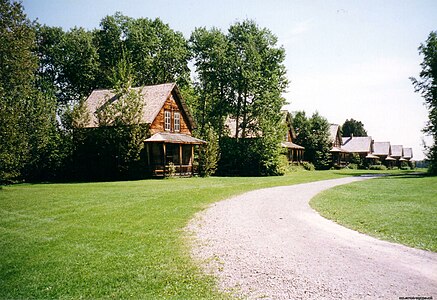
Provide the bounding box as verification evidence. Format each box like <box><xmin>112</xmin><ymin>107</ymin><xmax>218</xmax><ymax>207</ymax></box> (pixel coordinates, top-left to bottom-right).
<box><xmin>150</xmin><ymin>92</ymin><xmax>191</xmax><ymax>135</ymax></box>
<box><xmin>286</xmin><ymin>130</ymin><xmax>293</xmax><ymax>143</ymax></box>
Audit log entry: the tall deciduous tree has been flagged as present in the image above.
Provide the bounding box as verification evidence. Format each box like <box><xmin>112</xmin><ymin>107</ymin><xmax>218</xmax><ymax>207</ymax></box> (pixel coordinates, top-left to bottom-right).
<box><xmin>227</xmin><ymin>20</ymin><xmax>288</xmax><ymax>140</ymax></box>
<box><xmin>94</xmin><ymin>13</ymin><xmax>190</xmax><ymax>89</ymax></box>
<box><xmin>36</xmin><ymin>25</ymin><xmax>99</xmax><ymax>105</ymax></box>
<box><xmin>341</xmin><ymin>118</ymin><xmax>368</xmax><ymax>137</ymax></box>
<box><xmin>0</xmin><ymin>0</ymin><xmax>59</xmax><ymax>183</ymax></box>
<box><xmin>411</xmin><ymin>31</ymin><xmax>437</xmax><ymax>174</ymax></box>
<box><xmin>190</xmin><ymin>27</ymin><xmax>230</xmax><ymax>135</ymax></box>
<box><xmin>190</xmin><ymin>20</ymin><xmax>288</xmax><ymax>175</ymax></box>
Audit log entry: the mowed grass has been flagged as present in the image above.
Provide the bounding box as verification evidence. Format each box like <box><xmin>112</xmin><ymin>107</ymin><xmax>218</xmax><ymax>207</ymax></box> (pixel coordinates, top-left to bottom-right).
<box><xmin>311</xmin><ymin>174</ymin><xmax>437</xmax><ymax>252</ymax></box>
<box><xmin>0</xmin><ymin>170</ymin><xmax>364</xmax><ymax>299</ymax></box>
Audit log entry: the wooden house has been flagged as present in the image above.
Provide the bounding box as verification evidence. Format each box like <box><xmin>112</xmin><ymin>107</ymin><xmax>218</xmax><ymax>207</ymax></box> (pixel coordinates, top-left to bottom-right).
<box><xmin>372</xmin><ymin>142</ymin><xmax>396</xmax><ymax>166</ymax></box>
<box><xmin>83</xmin><ymin>83</ymin><xmax>205</xmax><ymax>177</ymax></box>
<box><xmin>391</xmin><ymin>145</ymin><xmax>403</xmax><ymax>160</ymax></box>
<box><xmin>402</xmin><ymin>147</ymin><xmax>413</xmax><ymax>161</ymax></box>
<box><xmin>223</xmin><ymin>111</ymin><xmax>304</xmax><ymax>163</ymax></box>
<box><xmin>341</xmin><ymin>136</ymin><xmax>374</xmax><ymax>162</ymax></box>
<box><xmin>281</xmin><ymin>111</ymin><xmax>305</xmax><ymax>163</ymax></box>
<box><xmin>329</xmin><ymin>124</ymin><xmax>344</xmax><ymax>166</ymax></box>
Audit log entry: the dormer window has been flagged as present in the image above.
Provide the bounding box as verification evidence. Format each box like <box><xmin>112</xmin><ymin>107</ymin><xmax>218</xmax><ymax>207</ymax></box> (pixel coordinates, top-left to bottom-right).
<box><xmin>174</xmin><ymin>112</ymin><xmax>180</xmax><ymax>132</ymax></box>
<box><xmin>164</xmin><ymin>110</ymin><xmax>171</xmax><ymax>131</ymax></box>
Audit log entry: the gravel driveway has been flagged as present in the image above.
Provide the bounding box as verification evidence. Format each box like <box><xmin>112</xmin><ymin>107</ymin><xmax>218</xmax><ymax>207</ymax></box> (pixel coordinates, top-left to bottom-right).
<box><xmin>187</xmin><ymin>177</ymin><xmax>437</xmax><ymax>299</ymax></box>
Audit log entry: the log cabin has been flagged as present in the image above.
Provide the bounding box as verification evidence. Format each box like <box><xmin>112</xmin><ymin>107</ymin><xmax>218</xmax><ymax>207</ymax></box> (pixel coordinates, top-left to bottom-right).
<box><xmin>224</xmin><ymin>111</ymin><xmax>305</xmax><ymax>164</ymax></box>
<box><xmin>402</xmin><ymin>147</ymin><xmax>413</xmax><ymax>161</ymax></box>
<box><xmin>329</xmin><ymin>124</ymin><xmax>344</xmax><ymax>166</ymax></box>
<box><xmin>281</xmin><ymin>111</ymin><xmax>305</xmax><ymax>163</ymax></box>
<box><xmin>372</xmin><ymin>141</ymin><xmax>396</xmax><ymax>166</ymax></box>
<box><xmin>83</xmin><ymin>83</ymin><xmax>205</xmax><ymax>177</ymax></box>
<box><xmin>341</xmin><ymin>136</ymin><xmax>374</xmax><ymax>163</ymax></box>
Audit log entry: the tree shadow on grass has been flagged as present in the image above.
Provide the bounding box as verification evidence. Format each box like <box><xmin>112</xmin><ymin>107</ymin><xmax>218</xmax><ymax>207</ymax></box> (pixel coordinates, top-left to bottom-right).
<box><xmin>332</xmin><ymin>171</ymin><xmax>429</xmax><ymax>179</ymax></box>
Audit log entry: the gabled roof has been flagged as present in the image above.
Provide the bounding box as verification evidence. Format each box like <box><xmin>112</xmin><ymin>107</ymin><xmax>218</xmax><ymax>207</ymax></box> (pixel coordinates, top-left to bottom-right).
<box><xmin>224</xmin><ymin>116</ymin><xmax>260</xmax><ymax>138</ymax></box>
<box><xmin>281</xmin><ymin>142</ymin><xmax>305</xmax><ymax>150</ymax></box>
<box><xmin>329</xmin><ymin>124</ymin><xmax>340</xmax><ymax>142</ymax></box>
<box><xmin>282</xmin><ymin>110</ymin><xmax>297</xmax><ymax>140</ymax></box>
<box><xmin>341</xmin><ymin>136</ymin><xmax>373</xmax><ymax>153</ymax></box>
<box><xmin>403</xmin><ymin>147</ymin><xmax>413</xmax><ymax>159</ymax></box>
<box><xmin>391</xmin><ymin>145</ymin><xmax>403</xmax><ymax>157</ymax></box>
<box><xmin>373</xmin><ymin>142</ymin><xmax>391</xmax><ymax>156</ymax></box>
<box><xmin>145</xmin><ymin>132</ymin><xmax>206</xmax><ymax>144</ymax></box>
<box><xmin>83</xmin><ymin>83</ymin><xmax>195</xmax><ymax>129</ymax></box>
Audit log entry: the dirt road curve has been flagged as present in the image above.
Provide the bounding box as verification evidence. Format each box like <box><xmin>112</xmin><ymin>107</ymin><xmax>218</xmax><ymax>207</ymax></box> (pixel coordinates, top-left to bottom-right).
<box><xmin>187</xmin><ymin>177</ymin><xmax>437</xmax><ymax>299</ymax></box>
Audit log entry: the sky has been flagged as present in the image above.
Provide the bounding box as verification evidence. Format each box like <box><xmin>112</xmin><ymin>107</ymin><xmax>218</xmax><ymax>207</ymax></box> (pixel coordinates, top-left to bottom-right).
<box><xmin>23</xmin><ymin>0</ymin><xmax>437</xmax><ymax>160</ymax></box>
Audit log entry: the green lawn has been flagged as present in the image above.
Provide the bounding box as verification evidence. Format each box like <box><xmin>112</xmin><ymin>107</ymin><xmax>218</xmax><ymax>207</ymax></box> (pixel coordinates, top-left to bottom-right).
<box><xmin>310</xmin><ymin>174</ymin><xmax>437</xmax><ymax>252</ymax></box>
<box><xmin>0</xmin><ymin>170</ymin><xmax>363</xmax><ymax>299</ymax></box>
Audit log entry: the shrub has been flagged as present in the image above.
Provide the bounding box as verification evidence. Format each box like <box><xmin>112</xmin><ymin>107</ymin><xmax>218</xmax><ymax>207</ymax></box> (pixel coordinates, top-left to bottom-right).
<box><xmin>346</xmin><ymin>163</ymin><xmax>358</xmax><ymax>170</ymax></box>
<box><xmin>302</xmin><ymin>161</ymin><xmax>315</xmax><ymax>171</ymax></box>
<box><xmin>400</xmin><ymin>161</ymin><xmax>411</xmax><ymax>170</ymax></box>
<box><xmin>167</xmin><ymin>162</ymin><xmax>176</xmax><ymax>177</ymax></box>
<box><xmin>197</xmin><ymin>125</ymin><xmax>219</xmax><ymax>177</ymax></box>
<box><xmin>277</xmin><ymin>155</ymin><xmax>290</xmax><ymax>175</ymax></box>
<box><xmin>289</xmin><ymin>165</ymin><xmax>305</xmax><ymax>172</ymax></box>
<box><xmin>369</xmin><ymin>165</ymin><xmax>387</xmax><ymax>170</ymax></box>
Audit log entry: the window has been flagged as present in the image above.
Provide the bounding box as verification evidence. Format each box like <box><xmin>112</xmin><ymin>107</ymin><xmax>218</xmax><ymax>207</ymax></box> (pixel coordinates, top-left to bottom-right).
<box><xmin>174</xmin><ymin>112</ymin><xmax>180</xmax><ymax>132</ymax></box>
<box><xmin>164</xmin><ymin>110</ymin><xmax>171</xmax><ymax>131</ymax></box>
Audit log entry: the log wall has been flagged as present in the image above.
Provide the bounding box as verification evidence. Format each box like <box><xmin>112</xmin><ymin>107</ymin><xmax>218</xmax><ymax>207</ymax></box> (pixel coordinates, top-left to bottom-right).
<box><xmin>150</xmin><ymin>92</ymin><xmax>191</xmax><ymax>135</ymax></box>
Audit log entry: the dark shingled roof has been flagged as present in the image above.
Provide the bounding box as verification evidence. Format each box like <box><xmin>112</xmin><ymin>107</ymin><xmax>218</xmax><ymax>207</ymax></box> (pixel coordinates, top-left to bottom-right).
<box><xmin>83</xmin><ymin>83</ymin><xmax>195</xmax><ymax>129</ymax></box>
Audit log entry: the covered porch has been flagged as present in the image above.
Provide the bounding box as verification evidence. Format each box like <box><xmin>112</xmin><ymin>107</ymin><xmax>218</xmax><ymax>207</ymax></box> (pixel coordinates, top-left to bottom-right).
<box><xmin>330</xmin><ymin>146</ymin><xmax>345</xmax><ymax>167</ymax></box>
<box><xmin>145</xmin><ymin>132</ymin><xmax>206</xmax><ymax>177</ymax></box>
<box><xmin>282</xmin><ymin>142</ymin><xmax>305</xmax><ymax>164</ymax></box>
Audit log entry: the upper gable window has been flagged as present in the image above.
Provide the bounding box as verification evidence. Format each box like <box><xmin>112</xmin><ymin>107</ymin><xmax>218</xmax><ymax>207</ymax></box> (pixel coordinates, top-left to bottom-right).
<box><xmin>174</xmin><ymin>112</ymin><xmax>180</xmax><ymax>132</ymax></box>
<box><xmin>164</xmin><ymin>110</ymin><xmax>171</xmax><ymax>131</ymax></box>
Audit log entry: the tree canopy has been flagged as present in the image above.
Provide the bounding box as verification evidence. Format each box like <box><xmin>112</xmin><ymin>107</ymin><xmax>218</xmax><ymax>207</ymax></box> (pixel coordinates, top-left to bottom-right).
<box><xmin>293</xmin><ymin>111</ymin><xmax>332</xmax><ymax>170</ymax></box>
<box><xmin>0</xmin><ymin>0</ymin><xmax>61</xmax><ymax>183</ymax></box>
<box><xmin>411</xmin><ymin>31</ymin><xmax>437</xmax><ymax>174</ymax></box>
<box><xmin>341</xmin><ymin>118</ymin><xmax>368</xmax><ymax>137</ymax></box>
<box><xmin>190</xmin><ymin>20</ymin><xmax>288</xmax><ymax>175</ymax></box>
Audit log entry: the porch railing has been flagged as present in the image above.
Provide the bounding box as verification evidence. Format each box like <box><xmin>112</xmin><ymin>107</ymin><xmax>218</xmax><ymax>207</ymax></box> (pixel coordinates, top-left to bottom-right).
<box><xmin>151</xmin><ymin>164</ymin><xmax>198</xmax><ymax>177</ymax></box>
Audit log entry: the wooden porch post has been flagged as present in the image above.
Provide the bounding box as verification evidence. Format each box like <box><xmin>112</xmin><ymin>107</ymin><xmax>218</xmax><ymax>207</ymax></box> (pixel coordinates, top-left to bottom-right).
<box><xmin>191</xmin><ymin>145</ymin><xmax>194</xmax><ymax>176</ymax></box>
<box><xmin>163</xmin><ymin>143</ymin><xmax>166</xmax><ymax>176</ymax></box>
<box><xmin>179</xmin><ymin>144</ymin><xmax>183</xmax><ymax>176</ymax></box>
<box><xmin>146</xmin><ymin>143</ymin><xmax>150</xmax><ymax>166</ymax></box>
